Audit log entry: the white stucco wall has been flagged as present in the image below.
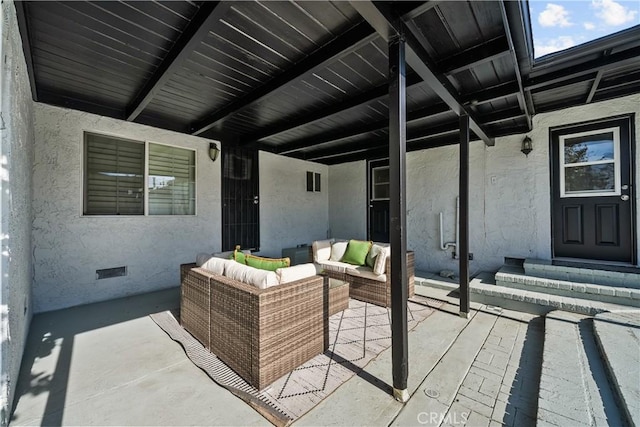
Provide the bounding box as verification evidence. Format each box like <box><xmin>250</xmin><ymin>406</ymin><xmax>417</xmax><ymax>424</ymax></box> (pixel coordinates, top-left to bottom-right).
<box><xmin>328</xmin><ymin>161</ymin><xmax>367</xmax><ymax>240</ymax></box>
<box><xmin>258</xmin><ymin>151</ymin><xmax>329</xmax><ymax>257</ymax></box>
<box><xmin>1</xmin><ymin>0</ymin><xmax>35</xmax><ymax>420</ymax></box>
<box><xmin>328</xmin><ymin>93</ymin><xmax>640</xmax><ymax>275</ymax></box>
<box><xmin>32</xmin><ymin>104</ymin><xmax>221</xmax><ymax>313</ymax></box>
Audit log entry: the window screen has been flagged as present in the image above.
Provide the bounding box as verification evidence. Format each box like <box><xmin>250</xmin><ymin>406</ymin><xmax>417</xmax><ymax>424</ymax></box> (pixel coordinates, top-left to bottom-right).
<box><xmin>84</xmin><ymin>133</ymin><xmax>196</xmax><ymax>216</ymax></box>
<box><xmin>84</xmin><ymin>133</ymin><xmax>144</xmax><ymax>215</ymax></box>
<box><xmin>148</xmin><ymin>143</ymin><xmax>196</xmax><ymax>215</ymax></box>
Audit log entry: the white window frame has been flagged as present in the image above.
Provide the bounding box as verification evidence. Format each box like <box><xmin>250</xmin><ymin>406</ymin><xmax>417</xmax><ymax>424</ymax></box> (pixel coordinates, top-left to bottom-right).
<box><xmin>559</xmin><ymin>127</ymin><xmax>621</xmax><ymax>198</ymax></box>
<box><xmin>82</xmin><ymin>131</ymin><xmax>197</xmax><ymax>217</ymax></box>
<box><xmin>371</xmin><ymin>166</ymin><xmax>390</xmax><ymax>201</ymax></box>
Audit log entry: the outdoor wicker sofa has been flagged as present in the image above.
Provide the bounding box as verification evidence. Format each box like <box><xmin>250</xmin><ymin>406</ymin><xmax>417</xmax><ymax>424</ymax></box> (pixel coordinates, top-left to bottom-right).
<box><xmin>312</xmin><ymin>240</ymin><xmax>415</xmax><ymax>307</ymax></box>
<box><xmin>180</xmin><ymin>263</ymin><xmax>327</xmax><ymax>390</ymax></box>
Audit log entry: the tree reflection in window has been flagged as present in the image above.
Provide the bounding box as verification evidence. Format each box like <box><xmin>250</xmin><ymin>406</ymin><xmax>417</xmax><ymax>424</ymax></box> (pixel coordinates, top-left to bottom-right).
<box><xmin>563</xmin><ymin>132</ymin><xmax>615</xmax><ymax>193</ymax></box>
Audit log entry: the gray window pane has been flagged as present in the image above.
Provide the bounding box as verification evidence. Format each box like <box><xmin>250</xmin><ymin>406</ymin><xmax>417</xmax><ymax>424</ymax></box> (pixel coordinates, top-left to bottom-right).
<box><xmin>84</xmin><ymin>133</ymin><xmax>144</xmax><ymax>215</ymax></box>
<box><xmin>148</xmin><ymin>144</ymin><xmax>196</xmax><ymax>215</ymax></box>
<box><xmin>565</xmin><ymin>164</ymin><xmax>615</xmax><ymax>193</ymax></box>
<box><xmin>564</xmin><ymin>132</ymin><xmax>614</xmax><ymax>164</ymax></box>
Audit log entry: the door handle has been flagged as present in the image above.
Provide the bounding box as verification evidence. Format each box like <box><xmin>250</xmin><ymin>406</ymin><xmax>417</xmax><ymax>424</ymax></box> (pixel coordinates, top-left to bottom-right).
<box><xmin>621</xmin><ymin>195</ymin><xmax>630</xmax><ymax>201</ymax></box>
<box><xmin>621</xmin><ymin>184</ymin><xmax>629</xmax><ymax>190</ymax></box>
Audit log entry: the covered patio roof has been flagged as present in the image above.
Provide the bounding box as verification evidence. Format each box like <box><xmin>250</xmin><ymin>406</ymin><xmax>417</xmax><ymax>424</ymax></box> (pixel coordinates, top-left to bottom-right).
<box><xmin>15</xmin><ymin>0</ymin><xmax>640</xmax><ymax>164</ymax></box>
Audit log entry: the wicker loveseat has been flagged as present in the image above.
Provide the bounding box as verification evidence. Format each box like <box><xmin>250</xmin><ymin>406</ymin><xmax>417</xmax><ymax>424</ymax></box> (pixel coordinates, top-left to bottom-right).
<box><xmin>312</xmin><ymin>239</ymin><xmax>415</xmax><ymax>307</ymax></box>
<box><xmin>180</xmin><ymin>262</ymin><xmax>326</xmax><ymax>390</ymax></box>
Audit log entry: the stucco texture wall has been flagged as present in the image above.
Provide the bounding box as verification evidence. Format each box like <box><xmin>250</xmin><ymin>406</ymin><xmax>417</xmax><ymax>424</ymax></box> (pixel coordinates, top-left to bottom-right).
<box><xmin>328</xmin><ymin>161</ymin><xmax>367</xmax><ymax>240</ymax></box>
<box><xmin>32</xmin><ymin>104</ymin><xmax>221</xmax><ymax>313</ymax></box>
<box><xmin>258</xmin><ymin>151</ymin><xmax>329</xmax><ymax>257</ymax></box>
<box><xmin>328</xmin><ymin>93</ymin><xmax>640</xmax><ymax>275</ymax></box>
<box><xmin>1</xmin><ymin>0</ymin><xmax>35</xmax><ymax>420</ymax></box>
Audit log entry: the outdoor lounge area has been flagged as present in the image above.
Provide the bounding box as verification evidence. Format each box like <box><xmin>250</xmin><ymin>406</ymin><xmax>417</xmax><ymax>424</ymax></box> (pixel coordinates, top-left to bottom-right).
<box><xmin>2</xmin><ymin>0</ymin><xmax>640</xmax><ymax>426</ymax></box>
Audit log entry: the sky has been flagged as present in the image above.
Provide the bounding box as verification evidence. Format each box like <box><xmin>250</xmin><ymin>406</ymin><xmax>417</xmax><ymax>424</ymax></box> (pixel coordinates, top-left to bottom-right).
<box><xmin>529</xmin><ymin>0</ymin><xmax>640</xmax><ymax>58</ymax></box>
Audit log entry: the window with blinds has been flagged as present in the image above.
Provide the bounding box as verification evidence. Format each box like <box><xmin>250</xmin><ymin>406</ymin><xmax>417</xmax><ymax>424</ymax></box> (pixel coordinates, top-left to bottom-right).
<box><xmin>148</xmin><ymin>143</ymin><xmax>196</xmax><ymax>215</ymax></box>
<box><xmin>84</xmin><ymin>133</ymin><xmax>144</xmax><ymax>215</ymax></box>
<box><xmin>83</xmin><ymin>133</ymin><xmax>196</xmax><ymax>216</ymax></box>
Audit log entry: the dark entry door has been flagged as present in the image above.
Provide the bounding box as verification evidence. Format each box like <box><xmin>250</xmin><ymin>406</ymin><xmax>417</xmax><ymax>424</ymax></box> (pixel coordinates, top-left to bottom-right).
<box><xmin>551</xmin><ymin>115</ymin><xmax>635</xmax><ymax>263</ymax></box>
<box><xmin>368</xmin><ymin>159</ymin><xmax>390</xmax><ymax>243</ymax></box>
<box><xmin>221</xmin><ymin>143</ymin><xmax>259</xmax><ymax>251</ymax></box>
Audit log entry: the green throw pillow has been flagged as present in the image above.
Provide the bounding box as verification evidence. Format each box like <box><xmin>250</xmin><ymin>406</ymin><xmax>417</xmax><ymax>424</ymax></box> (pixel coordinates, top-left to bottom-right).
<box><xmin>230</xmin><ymin>245</ymin><xmax>247</xmax><ymax>264</ymax></box>
<box><xmin>341</xmin><ymin>240</ymin><xmax>372</xmax><ymax>265</ymax></box>
<box><xmin>245</xmin><ymin>254</ymin><xmax>290</xmax><ymax>271</ymax></box>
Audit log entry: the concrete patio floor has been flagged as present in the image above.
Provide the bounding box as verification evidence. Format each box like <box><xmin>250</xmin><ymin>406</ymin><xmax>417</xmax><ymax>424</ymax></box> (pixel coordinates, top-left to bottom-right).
<box><xmin>11</xmin><ymin>285</ymin><xmax>543</xmax><ymax>426</ymax></box>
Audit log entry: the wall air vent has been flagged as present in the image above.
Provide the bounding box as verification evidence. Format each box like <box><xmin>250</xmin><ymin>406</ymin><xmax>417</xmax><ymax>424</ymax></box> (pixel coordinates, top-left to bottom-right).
<box><xmin>96</xmin><ymin>266</ymin><xmax>127</xmax><ymax>280</ymax></box>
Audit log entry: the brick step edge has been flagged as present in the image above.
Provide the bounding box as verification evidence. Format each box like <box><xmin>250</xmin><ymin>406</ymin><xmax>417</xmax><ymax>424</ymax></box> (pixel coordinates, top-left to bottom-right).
<box><xmin>496</xmin><ymin>268</ymin><xmax>640</xmax><ymax>308</ymax></box>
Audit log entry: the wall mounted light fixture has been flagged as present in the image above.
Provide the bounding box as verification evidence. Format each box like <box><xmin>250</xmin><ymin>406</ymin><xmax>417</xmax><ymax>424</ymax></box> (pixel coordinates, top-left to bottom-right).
<box><xmin>521</xmin><ymin>136</ymin><xmax>533</xmax><ymax>157</ymax></box>
<box><xmin>209</xmin><ymin>142</ymin><xmax>220</xmax><ymax>162</ymax></box>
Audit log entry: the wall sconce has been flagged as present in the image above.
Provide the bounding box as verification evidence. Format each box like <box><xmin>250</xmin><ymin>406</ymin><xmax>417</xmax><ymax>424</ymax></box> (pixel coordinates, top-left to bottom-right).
<box><xmin>209</xmin><ymin>142</ymin><xmax>220</xmax><ymax>162</ymax></box>
<box><xmin>521</xmin><ymin>136</ymin><xmax>533</xmax><ymax>157</ymax></box>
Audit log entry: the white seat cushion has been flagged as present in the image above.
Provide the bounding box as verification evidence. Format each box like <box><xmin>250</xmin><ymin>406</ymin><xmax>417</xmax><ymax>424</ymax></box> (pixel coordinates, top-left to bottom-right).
<box><xmin>317</xmin><ymin>260</ymin><xmax>349</xmax><ymax>274</ymax></box>
<box><xmin>348</xmin><ymin>266</ymin><xmax>387</xmax><ymax>283</ymax></box>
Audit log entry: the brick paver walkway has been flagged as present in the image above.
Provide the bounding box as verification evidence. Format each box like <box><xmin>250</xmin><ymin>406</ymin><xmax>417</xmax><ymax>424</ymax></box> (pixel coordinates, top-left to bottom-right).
<box><xmin>442</xmin><ymin>314</ymin><xmax>544</xmax><ymax>427</ymax></box>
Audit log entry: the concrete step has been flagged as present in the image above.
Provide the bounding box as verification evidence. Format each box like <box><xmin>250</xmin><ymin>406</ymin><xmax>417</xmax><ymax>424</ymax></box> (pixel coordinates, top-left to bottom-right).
<box><xmin>537</xmin><ymin>310</ymin><xmax>624</xmax><ymax>427</ymax></box>
<box><xmin>593</xmin><ymin>311</ymin><xmax>640</xmax><ymax>427</ymax></box>
<box><xmin>524</xmin><ymin>258</ymin><xmax>640</xmax><ymax>289</ymax></box>
<box><xmin>415</xmin><ymin>271</ymin><xmax>634</xmax><ymax>316</ymax></box>
<box><xmin>496</xmin><ymin>266</ymin><xmax>640</xmax><ymax>308</ymax></box>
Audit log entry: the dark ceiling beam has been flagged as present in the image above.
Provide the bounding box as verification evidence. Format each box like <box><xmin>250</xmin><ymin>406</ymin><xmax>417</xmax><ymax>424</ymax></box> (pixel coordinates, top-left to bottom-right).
<box><xmin>586</xmin><ymin>70</ymin><xmax>604</xmax><ymax>104</ymax></box>
<box><xmin>401</xmin><ymin>1</ymin><xmax>442</xmax><ymax>20</ymax></box>
<box><xmin>525</xmin><ymin>46</ymin><xmax>640</xmax><ymax>91</ymax></box>
<box><xmin>320</xmin><ymin>147</ymin><xmax>388</xmax><ymax>165</ymax></box>
<box><xmin>14</xmin><ymin>1</ymin><xmax>38</xmax><ymax>101</ymax></box>
<box><xmin>479</xmin><ymin>107</ymin><xmax>524</xmax><ymax>125</ymax></box>
<box><xmin>438</xmin><ymin>36</ymin><xmax>510</xmax><ymax>75</ymax></box>
<box><xmin>276</xmin><ymin>102</ymin><xmax>450</xmax><ymax>154</ymax></box>
<box><xmin>592</xmin><ymin>81</ymin><xmax>640</xmax><ymax>103</ymax></box>
<box><xmin>498</xmin><ymin>1</ymin><xmax>532</xmax><ymax>130</ymax></box>
<box><xmin>349</xmin><ymin>1</ymin><xmax>494</xmax><ymax>146</ymax></box>
<box><xmin>126</xmin><ymin>2</ymin><xmax>226</xmax><ymax>121</ymax></box>
<box><xmin>312</xmin><ymin>130</ymin><xmax>466</xmax><ymax>164</ymax></box>
<box><xmin>461</xmin><ymin>81</ymin><xmax>521</xmax><ymax>105</ymax></box>
<box><xmin>244</xmin><ymin>72</ymin><xmax>423</xmax><ymax>143</ymax></box>
<box><xmin>304</xmin><ymin>120</ymin><xmax>461</xmax><ymax>160</ymax></box>
<box><xmin>191</xmin><ymin>21</ymin><xmax>377</xmax><ymax>136</ymax></box>
<box><xmin>598</xmin><ymin>70</ymin><xmax>640</xmax><ymax>91</ymax></box>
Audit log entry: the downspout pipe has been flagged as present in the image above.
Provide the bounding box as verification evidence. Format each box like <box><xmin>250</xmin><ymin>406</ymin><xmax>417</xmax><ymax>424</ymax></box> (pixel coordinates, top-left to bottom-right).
<box><xmin>439</xmin><ymin>196</ymin><xmax>459</xmax><ymax>258</ymax></box>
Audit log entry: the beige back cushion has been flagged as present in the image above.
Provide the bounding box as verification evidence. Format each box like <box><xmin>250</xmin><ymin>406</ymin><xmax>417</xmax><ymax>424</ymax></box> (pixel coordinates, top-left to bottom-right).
<box><xmin>373</xmin><ymin>247</ymin><xmax>391</xmax><ymax>275</ymax></box>
<box><xmin>201</xmin><ymin>257</ymin><xmax>233</xmax><ymax>275</ymax></box>
<box><xmin>225</xmin><ymin>261</ymin><xmax>278</xmax><ymax>289</ymax></box>
<box><xmin>330</xmin><ymin>241</ymin><xmax>349</xmax><ymax>261</ymax></box>
<box><xmin>276</xmin><ymin>263</ymin><xmax>318</xmax><ymax>284</ymax></box>
<box><xmin>312</xmin><ymin>239</ymin><xmax>334</xmax><ymax>262</ymax></box>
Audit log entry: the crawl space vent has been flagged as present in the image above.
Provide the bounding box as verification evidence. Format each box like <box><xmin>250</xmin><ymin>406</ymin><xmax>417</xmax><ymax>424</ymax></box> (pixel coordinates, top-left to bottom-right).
<box><xmin>96</xmin><ymin>266</ymin><xmax>127</xmax><ymax>280</ymax></box>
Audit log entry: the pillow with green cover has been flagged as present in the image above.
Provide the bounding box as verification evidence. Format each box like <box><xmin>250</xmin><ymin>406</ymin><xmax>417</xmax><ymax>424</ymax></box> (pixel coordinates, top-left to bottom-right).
<box><xmin>245</xmin><ymin>254</ymin><xmax>291</xmax><ymax>271</ymax></box>
<box><xmin>341</xmin><ymin>240</ymin><xmax>372</xmax><ymax>266</ymax></box>
<box><xmin>230</xmin><ymin>245</ymin><xmax>247</xmax><ymax>264</ymax></box>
